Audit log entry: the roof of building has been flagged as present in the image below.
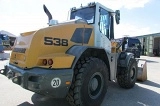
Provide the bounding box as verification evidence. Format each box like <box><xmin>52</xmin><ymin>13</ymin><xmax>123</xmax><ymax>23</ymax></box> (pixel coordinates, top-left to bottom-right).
<box><xmin>0</xmin><ymin>30</ymin><xmax>16</xmax><ymax>38</ymax></box>
<box><xmin>136</xmin><ymin>32</ymin><xmax>160</xmax><ymax>38</ymax></box>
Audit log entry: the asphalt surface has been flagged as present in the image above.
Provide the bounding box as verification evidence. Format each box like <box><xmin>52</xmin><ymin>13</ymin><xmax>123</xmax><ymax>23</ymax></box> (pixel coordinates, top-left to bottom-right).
<box><xmin>0</xmin><ymin>56</ymin><xmax>160</xmax><ymax>106</ymax></box>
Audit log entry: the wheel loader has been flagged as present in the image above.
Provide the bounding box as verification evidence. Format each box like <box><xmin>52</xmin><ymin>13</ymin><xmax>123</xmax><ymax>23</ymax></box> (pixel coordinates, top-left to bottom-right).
<box><xmin>3</xmin><ymin>2</ymin><xmax>147</xmax><ymax>106</ymax></box>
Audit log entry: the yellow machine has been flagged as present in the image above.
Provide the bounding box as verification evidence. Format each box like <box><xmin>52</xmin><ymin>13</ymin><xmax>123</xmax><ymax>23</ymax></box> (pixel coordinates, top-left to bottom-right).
<box><xmin>4</xmin><ymin>2</ymin><xmax>147</xmax><ymax>106</ymax></box>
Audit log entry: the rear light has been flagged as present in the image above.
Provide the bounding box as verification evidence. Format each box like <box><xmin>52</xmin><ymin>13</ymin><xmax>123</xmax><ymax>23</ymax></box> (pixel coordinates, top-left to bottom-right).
<box><xmin>43</xmin><ymin>59</ymin><xmax>47</xmax><ymax>65</ymax></box>
<box><xmin>48</xmin><ymin>59</ymin><xmax>53</xmax><ymax>65</ymax></box>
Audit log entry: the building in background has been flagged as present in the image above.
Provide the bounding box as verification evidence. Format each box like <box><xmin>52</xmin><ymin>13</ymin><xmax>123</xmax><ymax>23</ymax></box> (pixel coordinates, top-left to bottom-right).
<box><xmin>0</xmin><ymin>30</ymin><xmax>16</xmax><ymax>49</ymax></box>
<box><xmin>136</xmin><ymin>33</ymin><xmax>160</xmax><ymax>56</ymax></box>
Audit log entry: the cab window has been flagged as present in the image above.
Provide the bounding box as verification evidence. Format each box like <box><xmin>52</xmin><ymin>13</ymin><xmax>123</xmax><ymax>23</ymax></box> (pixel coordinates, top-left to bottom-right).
<box><xmin>99</xmin><ymin>7</ymin><xmax>110</xmax><ymax>38</ymax></box>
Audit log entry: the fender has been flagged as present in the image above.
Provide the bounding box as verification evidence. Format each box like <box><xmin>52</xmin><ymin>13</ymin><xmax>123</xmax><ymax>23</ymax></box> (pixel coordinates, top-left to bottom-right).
<box><xmin>66</xmin><ymin>45</ymin><xmax>89</xmax><ymax>69</ymax></box>
<box><xmin>66</xmin><ymin>45</ymin><xmax>111</xmax><ymax>79</ymax></box>
<box><xmin>118</xmin><ymin>52</ymin><xmax>135</xmax><ymax>67</ymax></box>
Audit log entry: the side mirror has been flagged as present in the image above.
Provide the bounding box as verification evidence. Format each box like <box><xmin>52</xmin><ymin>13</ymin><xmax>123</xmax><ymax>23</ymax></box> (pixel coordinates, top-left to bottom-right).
<box><xmin>115</xmin><ymin>10</ymin><xmax>120</xmax><ymax>24</ymax></box>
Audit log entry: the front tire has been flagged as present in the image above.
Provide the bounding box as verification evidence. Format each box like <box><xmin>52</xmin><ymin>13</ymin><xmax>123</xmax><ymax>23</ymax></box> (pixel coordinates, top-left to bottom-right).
<box><xmin>117</xmin><ymin>58</ymin><xmax>138</xmax><ymax>89</ymax></box>
<box><xmin>66</xmin><ymin>57</ymin><xmax>109</xmax><ymax>106</ymax></box>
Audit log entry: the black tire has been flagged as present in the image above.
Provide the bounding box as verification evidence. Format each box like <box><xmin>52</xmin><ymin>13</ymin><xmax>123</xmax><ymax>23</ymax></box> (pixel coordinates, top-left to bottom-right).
<box><xmin>117</xmin><ymin>58</ymin><xmax>137</xmax><ymax>89</ymax></box>
<box><xmin>66</xmin><ymin>57</ymin><xmax>109</xmax><ymax>106</ymax></box>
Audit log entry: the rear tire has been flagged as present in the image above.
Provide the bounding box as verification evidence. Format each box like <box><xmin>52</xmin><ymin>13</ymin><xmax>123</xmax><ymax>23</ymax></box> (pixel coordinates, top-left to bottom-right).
<box><xmin>117</xmin><ymin>58</ymin><xmax>137</xmax><ymax>89</ymax></box>
<box><xmin>66</xmin><ymin>57</ymin><xmax>109</xmax><ymax>106</ymax></box>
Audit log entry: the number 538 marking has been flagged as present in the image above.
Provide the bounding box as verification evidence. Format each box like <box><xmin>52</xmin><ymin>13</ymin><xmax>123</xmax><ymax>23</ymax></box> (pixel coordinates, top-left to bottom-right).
<box><xmin>44</xmin><ymin>37</ymin><xmax>68</xmax><ymax>46</ymax></box>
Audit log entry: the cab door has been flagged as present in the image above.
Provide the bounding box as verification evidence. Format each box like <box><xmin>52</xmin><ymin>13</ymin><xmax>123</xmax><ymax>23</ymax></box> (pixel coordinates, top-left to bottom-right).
<box><xmin>99</xmin><ymin>7</ymin><xmax>111</xmax><ymax>53</ymax></box>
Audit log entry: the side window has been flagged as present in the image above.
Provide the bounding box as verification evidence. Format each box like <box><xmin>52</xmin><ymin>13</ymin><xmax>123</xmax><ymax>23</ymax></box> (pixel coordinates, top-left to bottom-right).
<box><xmin>99</xmin><ymin>7</ymin><xmax>110</xmax><ymax>38</ymax></box>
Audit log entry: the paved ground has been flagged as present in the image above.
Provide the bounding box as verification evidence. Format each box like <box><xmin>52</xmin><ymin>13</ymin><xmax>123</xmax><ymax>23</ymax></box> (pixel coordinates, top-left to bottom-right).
<box><xmin>0</xmin><ymin>56</ymin><xmax>160</xmax><ymax>106</ymax></box>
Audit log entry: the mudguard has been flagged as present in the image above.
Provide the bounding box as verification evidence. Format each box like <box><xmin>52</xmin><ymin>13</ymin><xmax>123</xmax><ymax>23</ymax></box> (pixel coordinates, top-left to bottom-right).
<box><xmin>66</xmin><ymin>45</ymin><xmax>89</xmax><ymax>68</ymax></box>
<box><xmin>118</xmin><ymin>52</ymin><xmax>135</xmax><ymax>67</ymax></box>
<box><xmin>66</xmin><ymin>45</ymin><xmax>110</xmax><ymax>72</ymax></box>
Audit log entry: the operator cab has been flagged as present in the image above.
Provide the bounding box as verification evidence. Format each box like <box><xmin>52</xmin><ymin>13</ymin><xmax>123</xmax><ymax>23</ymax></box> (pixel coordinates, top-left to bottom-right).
<box><xmin>70</xmin><ymin>4</ymin><xmax>95</xmax><ymax>24</ymax></box>
<box><xmin>70</xmin><ymin>2</ymin><xmax>120</xmax><ymax>53</ymax></box>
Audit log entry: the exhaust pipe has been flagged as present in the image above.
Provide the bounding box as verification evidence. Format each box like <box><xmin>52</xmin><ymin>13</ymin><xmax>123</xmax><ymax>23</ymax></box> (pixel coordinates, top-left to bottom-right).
<box><xmin>43</xmin><ymin>5</ymin><xmax>52</xmax><ymax>25</ymax></box>
<box><xmin>43</xmin><ymin>4</ymin><xmax>58</xmax><ymax>26</ymax></box>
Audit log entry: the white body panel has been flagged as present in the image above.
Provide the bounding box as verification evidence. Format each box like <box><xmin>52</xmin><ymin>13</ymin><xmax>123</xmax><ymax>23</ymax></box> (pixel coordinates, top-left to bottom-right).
<box><xmin>95</xmin><ymin>32</ymin><xmax>111</xmax><ymax>53</ymax></box>
<box><xmin>93</xmin><ymin>3</ymin><xmax>112</xmax><ymax>53</ymax></box>
<box><xmin>71</xmin><ymin>2</ymin><xmax>118</xmax><ymax>81</ymax></box>
<box><xmin>92</xmin><ymin>3</ymin><xmax>117</xmax><ymax>80</ymax></box>
<box><xmin>109</xmin><ymin>53</ymin><xmax>118</xmax><ymax>81</ymax></box>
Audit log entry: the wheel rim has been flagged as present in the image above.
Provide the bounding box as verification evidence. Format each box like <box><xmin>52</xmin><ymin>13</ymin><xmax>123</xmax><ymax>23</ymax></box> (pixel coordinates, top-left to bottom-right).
<box><xmin>88</xmin><ymin>72</ymin><xmax>104</xmax><ymax>99</ymax></box>
<box><xmin>130</xmin><ymin>66</ymin><xmax>136</xmax><ymax>80</ymax></box>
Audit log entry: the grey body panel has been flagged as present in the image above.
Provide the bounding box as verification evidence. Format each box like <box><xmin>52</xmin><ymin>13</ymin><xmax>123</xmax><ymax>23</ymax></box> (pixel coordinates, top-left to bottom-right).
<box><xmin>7</xmin><ymin>64</ymin><xmax>73</xmax><ymax>98</ymax></box>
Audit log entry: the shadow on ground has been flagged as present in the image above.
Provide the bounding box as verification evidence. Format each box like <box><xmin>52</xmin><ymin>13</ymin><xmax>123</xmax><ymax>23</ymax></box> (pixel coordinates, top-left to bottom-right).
<box><xmin>17</xmin><ymin>102</ymin><xmax>33</xmax><ymax>106</ymax></box>
<box><xmin>18</xmin><ymin>93</ymin><xmax>70</xmax><ymax>106</ymax></box>
<box><xmin>101</xmin><ymin>81</ymin><xmax>160</xmax><ymax>106</ymax></box>
<box><xmin>139</xmin><ymin>59</ymin><xmax>159</xmax><ymax>63</ymax></box>
<box><xmin>17</xmin><ymin>81</ymin><xmax>160</xmax><ymax>106</ymax></box>
<box><xmin>137</xmin><ymin>80</ymin><xmax>160</xmax><ymax>88</ymax></box>
<box><xmin>146</xmin><ymin>60</ymin><xmax>159</xmax><ymax>63</ymax></box>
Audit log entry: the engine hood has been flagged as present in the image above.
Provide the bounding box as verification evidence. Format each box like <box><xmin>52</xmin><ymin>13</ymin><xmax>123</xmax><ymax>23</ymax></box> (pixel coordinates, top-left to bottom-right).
<box><xmin>10</xmin><ymin>22</ymin><xmax>94</xmax><ymax>69</ymax></box>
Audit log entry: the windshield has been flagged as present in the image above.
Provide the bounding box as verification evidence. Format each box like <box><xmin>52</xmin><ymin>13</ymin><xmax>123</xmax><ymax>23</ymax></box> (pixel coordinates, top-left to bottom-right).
<box><xmin>70</xmin><ymin>6</ymin><xmax>95</xmax><ymax>24</ymax></box>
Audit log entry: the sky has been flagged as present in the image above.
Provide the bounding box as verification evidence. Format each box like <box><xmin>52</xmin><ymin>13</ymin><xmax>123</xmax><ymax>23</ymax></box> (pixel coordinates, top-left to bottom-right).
<box><xmin>0</xmin><ymin>0</ymin><xmax>160</xmax><ymax>38</ymax></box>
